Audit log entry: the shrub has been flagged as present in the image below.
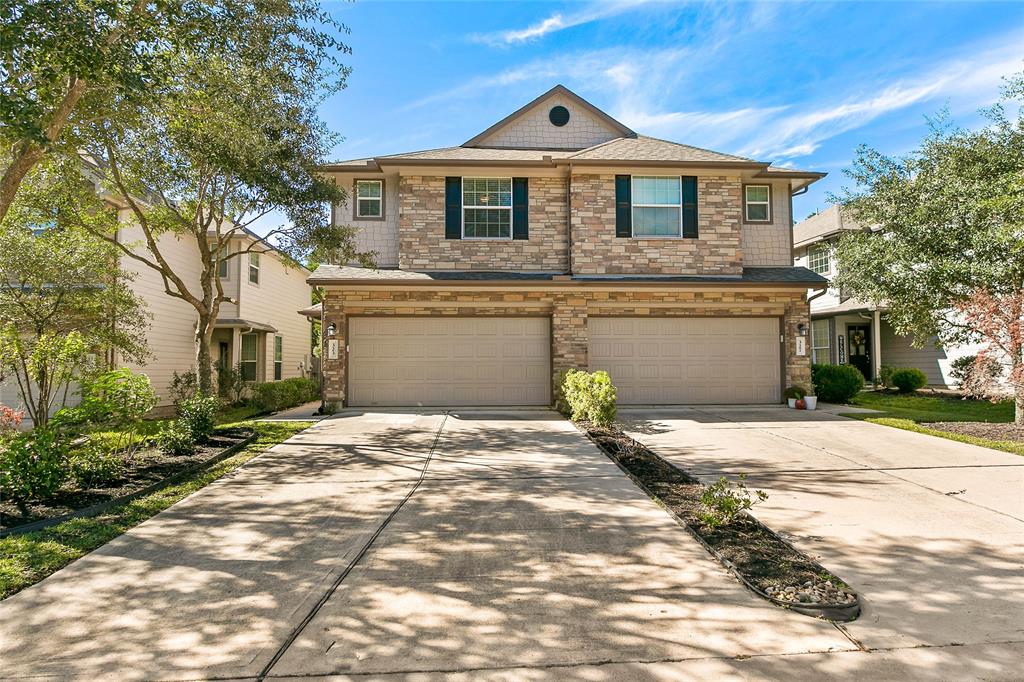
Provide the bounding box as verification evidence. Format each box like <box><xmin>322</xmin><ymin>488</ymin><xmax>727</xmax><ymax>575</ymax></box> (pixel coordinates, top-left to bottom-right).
<box><xmin>169</xmin><ymin>369</ymin><xmax>199</xmax><ymax>407</ymax></box>
<box><xmin>877</xmin><ymin>364</ymin><xmax>896</xmax><ymax>390</ymax></box>
<box><xmin>949</xmin><ymin>354</ymin><xmax>1002</xmax><ymax>390</ymax></box>
<box><xmin>69</xmin><ymin>445</ymin><xmax>125</xmax><ymax>488</ymax></box>
<box><xmin>783</xmin><ymin>385</ymin><xmax>808</xmax><ymax>400</ymax></box>
<box><xmin>61</xmin><ymin>368</ymin><xmax>158</xmax><ymax>459</ymax></box>
<box><xmin>252</xmin><ymin>377</ymin><xmax>319</xmax><ymax>412</ymax></box>
<box><xmin>559</xmin><ymin>369</ymin><xmax>617</xmax><ymax>427</ymax></box>
<box><xmin>0</xmin><ymin>429</ymin><xmax>70</xmax><ymax>510</ymax></box>
<box><xmin>811</xmin><ymin>364</ymin><xmax>865</xmax><ymax>403</ymax></box>
<box><xmin>0</xmin><ymin>405</ymin><xmax>23</xmax><ymax>439</ymax></box>
<box><xmin>698</xmin><ymin>474</ymin><xmax>768</xmax><ymax>528</ymax></box>
<box><xmin>155</xmin><ymin>421</ymin><xmax>197</xmax><ymax>456</ymax></box>
<box><xmin>217</xmin><ymin>361</ymin><xmax>249</xmax><ymax>404</ymax></box>
<box><xmin>177</xmin><ymin>395</ymin><xmax>218</xmax><ymax>443</ymax></box>
<box><xmin>890</xmin><ymin>367</ymin><xmax>928</xmax><ymax>393</ymax></box>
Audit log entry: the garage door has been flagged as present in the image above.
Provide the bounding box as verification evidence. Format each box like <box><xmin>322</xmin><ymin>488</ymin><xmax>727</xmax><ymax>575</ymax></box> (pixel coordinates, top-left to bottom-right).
<box><xmin>588</xmin><ymin>317</ymin><xmax>781</xmax><ymax>404</ymax></box>
<box><xmin>348</xmin><ymin>317</ymin><xmax>550</xmax><ymax>406</ymax></box>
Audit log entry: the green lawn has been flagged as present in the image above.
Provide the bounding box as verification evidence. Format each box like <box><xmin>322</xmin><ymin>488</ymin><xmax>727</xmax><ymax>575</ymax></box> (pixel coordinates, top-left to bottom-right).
<box><xmin>0</xmin><ymin>420</ymin><xmax>311</xmax><ymax>600</ymax></box>
<box><xmin>841</xmin><ymin>391</ymin><xmax>1020</xmax><ymax>457</ymax></box>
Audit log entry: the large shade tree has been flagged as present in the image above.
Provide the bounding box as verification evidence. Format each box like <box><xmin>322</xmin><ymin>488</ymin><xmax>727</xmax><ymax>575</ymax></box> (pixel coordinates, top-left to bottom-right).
<box><xmin>69</xmin><ymin>1</ymin><xmax>369</xmax><ymax>396</ymax></box>
<box><xmin>834</xmin><ymin>72</ymin><xmax>1024</xmax><ymax>422</ymax></box>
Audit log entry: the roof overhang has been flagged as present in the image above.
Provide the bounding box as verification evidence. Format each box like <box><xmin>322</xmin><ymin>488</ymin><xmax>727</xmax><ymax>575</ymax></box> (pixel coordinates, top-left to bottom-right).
<box><xmin>214</xmin><ymin>318</ymin><xmax>278</xmax><ymax>333</ymax></box>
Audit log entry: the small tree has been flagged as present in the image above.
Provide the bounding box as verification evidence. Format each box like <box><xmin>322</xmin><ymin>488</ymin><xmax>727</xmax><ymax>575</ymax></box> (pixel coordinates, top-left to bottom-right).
<box><xmin>0</xmin><ymin>326</ymin><xmax>88</xmax><ymax>428</ymax></box>
<box><xmin>954</xmin><ymin>289</ymin><xmax>1023</xmax><ymax>411</ymax></box>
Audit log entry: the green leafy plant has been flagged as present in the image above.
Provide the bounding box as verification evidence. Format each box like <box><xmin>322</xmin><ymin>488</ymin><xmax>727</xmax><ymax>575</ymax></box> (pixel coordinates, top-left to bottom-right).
<box><xmin>876</xmin><ymin>364</ymin><xmax>896</xmax><ymax>389</ymax></box>
<box><xmin>321</xmin><ymin>400</ymin><xmax>339</xmax><ymax>415</ymax></box>
<box><xmin>177</xmin><ymin>395</ymin><xmax>219</xmax><ymax>443</ymax></box>
<box><xmin>0</xmin><ymin>326</ymin><xmax>89</xmax><ymax>428</ymax></box>
<box><xmin>811</xmin><ymin>364</ymin><xmax>865</xmax><ymax>403</ymax></box>
<box><xmin>889</xmin><ymin>367</ymin><xmax>928</xmax><ymax>393</ymax></box>
<box><xmin>252</xmin><ymin>377</ymin><xmax>320</xmax><ymax>413</ymax></box>
<box><xmin>698</xmin><ymin>474</ymin><xmax>769</xmax><ymax>528</ymax></box>
<box><xmin>559</xmin><ymin>369</ymin><xmax>617</xmax><ymax>427</ymax></box>
<box><xmin>68</xmin><ymin>446</ymin><xmax>125</xmax><ymax>488</ymax></box>
<box><xmin>61</xmin><ymin>368</ymin><xmax>157</xmax><ymax>460</ymax></box>
<box><xmin>155</xmin><ymin>421</ymin><xmax>197</xmax><ymax>456</ymax></box>
<box><xmin>169</xmin><ymin>370</ymin><xmax>199</xmax><ymax>407</ymax></box>
<box><xmin>0</xmin><ymin>429</ymin><xmax>70</xmax><ymax>512</ymax></box>
<box><xmin>783</xmin><ymin>385</ymin><xmax>808</xmax><ymax>400</ymax></box>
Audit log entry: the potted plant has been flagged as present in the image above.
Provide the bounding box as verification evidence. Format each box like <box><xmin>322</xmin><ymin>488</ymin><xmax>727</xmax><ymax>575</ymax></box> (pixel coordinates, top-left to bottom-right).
<box><xmin>795</xmin><ymin>397</ymin><xmax>807</xmax><ymax>410</ymax></box>
<box><xmin>784</xmin><ymin>385</ymin><xmax>807</xmax><ymax>408</ymax></box>
<box><xmin>804</xmin><ymin>392</ymin><xmax>818</xmax><ymax>411</ymax></box>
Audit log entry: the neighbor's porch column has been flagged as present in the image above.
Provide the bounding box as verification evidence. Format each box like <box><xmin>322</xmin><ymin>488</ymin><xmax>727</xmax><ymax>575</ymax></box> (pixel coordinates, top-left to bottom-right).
<box><xmin>871</xmin><ymin>308</ymin><xmax>882</xmax><ymax>380</ymax></box>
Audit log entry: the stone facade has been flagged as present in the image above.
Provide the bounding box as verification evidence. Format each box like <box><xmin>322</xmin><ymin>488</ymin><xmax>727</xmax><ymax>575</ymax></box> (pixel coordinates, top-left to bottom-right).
<box><xmin>319</xmin><ymin>287</ymin><xmax>812</xmax><ymax>405</ymax></box>
<box><xmin>570</xmin><ymin>174</ymin><xmax>744</xmax><ymax>276</ymax></box>
<box><xmin>473</xmin><ymin>94</ymin><xmax>621</xmax><ymax>150</ymax></box>
<box><xmin>398</xmin><ymin>175</ymin><xmax>568</xmax><ymax>272</ymax></box>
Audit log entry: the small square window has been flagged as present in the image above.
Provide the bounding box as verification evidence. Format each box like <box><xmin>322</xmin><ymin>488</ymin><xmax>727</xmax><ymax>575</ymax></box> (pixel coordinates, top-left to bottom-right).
<box><xmin>808</xmin><ymin>244</ymin><xmax>830</xmax><ymax>275</ymax></box>
<box><xmin>248</xmin><ymin>252</ymin><xmax>260</xmax><ymax>284</ymax></box>
<box><xmin>744</xmin><ymin>185</ymin><xmax>771</xmax><ymax>222</ymax></box>
<box><xmin>355</xmin><ymin>180</ymin><xmax>384</xmax><ymax>219</ymax></box>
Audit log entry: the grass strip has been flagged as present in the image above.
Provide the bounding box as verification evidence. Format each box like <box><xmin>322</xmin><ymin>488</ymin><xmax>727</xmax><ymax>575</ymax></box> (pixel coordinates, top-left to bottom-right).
<box><xmin>0</xmin><ymin>421</ymin><xmax>312</xmax><ymax>600</ymax></box>
<box><xmin>843</xmin><ymin>416</ymin><xmax>1024</xmax><ymax>457</ymax></box>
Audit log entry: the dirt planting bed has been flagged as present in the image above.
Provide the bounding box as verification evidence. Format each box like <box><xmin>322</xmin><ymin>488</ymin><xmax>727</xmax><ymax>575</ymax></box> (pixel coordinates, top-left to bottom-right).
<box><xmin>585</xmin><ymin>424</ymin><xmax>861</xmax><ymax>621</ymax></box>
<box><xmin>1</xmin><ymin>427</ymin><xmax>252</xmax><ymax>530</ymax></box>
<box><xmin>924</xmin><ymin>421</ymin><xmax>1024</xmax><ymax>444</ymax></box>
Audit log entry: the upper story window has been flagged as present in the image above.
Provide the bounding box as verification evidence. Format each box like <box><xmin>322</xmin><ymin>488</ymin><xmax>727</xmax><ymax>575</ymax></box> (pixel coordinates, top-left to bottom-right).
<box><xmin>744</xmin><ymin>184</ymin><xmax>771</xmax><ymax>222</ymax></box>
<box><xmin>354</xmin><ymin>179</ymin><xmax>384</xmax><ymax>219</ymax></box>
<box><xmin>632</xmin><ymin>176</ymin><xmax>682</xmax><ymax>237</ymax></box>
<box><xmin>808</xmin><ymin>244</ymin><xmax>830</xmax><ymax>275</ymax></box>
<box><xmin>215</xmin><ymin>245</ymin><xmax>229</xmax><ymax>279</ymax></box>
<box><xmin>248</xmin><ymin>252</ymin><xmax>260</xmax><ymax>284</ymax></box>
<box><xmin>463</xmin><ymin>177</ymin><xmax>512</xmax><ymax>239</ymax></box>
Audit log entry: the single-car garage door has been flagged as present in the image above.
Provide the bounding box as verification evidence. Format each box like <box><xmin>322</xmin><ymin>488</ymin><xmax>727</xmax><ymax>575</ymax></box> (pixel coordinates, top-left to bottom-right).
<box><xmin>348</xmin><ymin>317</ymin><xmax>550</xmax><ymax>407</ymax></box>
<box><xmin>588</xmin><ymin>317</ymin><xmax>781</xmax><ymax>404</ymax></box>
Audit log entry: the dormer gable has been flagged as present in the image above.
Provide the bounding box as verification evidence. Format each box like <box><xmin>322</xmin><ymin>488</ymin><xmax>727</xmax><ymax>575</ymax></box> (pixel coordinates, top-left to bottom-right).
<box><xmin>462</xmin><ymin>84</ymin><xmax>636</xmax><ymax>151</ymax></box>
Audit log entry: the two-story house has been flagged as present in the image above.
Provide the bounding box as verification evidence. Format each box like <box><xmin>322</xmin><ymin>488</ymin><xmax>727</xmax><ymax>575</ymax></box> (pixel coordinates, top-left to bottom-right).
<box><xmin>311</xmin><ymin>85</ymin><xmax>827</xmax><ymax>407</ymax></box>
<box><xmin>793</xmin><ymin>205</ymin><xmax>983</xmax><ymax>387</ymax></box>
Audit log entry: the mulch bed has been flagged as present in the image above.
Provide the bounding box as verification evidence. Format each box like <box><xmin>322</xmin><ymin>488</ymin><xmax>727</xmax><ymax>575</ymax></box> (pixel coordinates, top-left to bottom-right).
<box><xmin>923</xmin><ymin>421</ymin><xmax>1024</xmax><ymax>443</ymax></box>
<box><xmin>0</xmin><ymin>427</ymin><xmax>252</xmax><ymax>530</ymax></box>
<box><xmin>586</xmin><ymin>424</ymin><xmax>859</xmax><ymax>619</ymax></box>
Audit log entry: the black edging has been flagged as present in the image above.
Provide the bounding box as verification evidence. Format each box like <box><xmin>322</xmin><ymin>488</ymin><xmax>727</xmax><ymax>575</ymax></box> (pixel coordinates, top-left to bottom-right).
<box><xmin>580</xmin><ymin>425</ymin><xmax>861</xmax><ymax>623</ymax></box>
<box><xmin>0</xmin><ymin>429</ymin><xmax>257</xmax><ymax>538</ymax></box>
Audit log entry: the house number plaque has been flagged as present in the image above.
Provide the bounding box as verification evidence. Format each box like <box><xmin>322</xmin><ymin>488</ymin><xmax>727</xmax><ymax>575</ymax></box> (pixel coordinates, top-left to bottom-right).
<box><xmin>327</xmin><ymin>339</ymin><xmax>339</xmax><ymax>360</ymax></box>
<box><xmin>795</xmin><ymin>336</ymin><xmax>807</xmax><ymax>357</ymax></box>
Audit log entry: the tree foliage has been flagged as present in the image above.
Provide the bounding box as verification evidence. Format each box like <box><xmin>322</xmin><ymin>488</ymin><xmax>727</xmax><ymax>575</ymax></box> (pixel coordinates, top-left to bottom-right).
<box><xmin>833</xmin><ymin>71</ymin><xmax>1024</xmax><ymax>421</ymax></box>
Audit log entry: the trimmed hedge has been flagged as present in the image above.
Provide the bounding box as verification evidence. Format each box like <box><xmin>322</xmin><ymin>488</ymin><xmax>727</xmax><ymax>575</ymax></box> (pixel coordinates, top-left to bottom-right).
<box><xmin>890</xmin><ymin>367</ymin><xmax>927</xmax><ymax>393</ymax></box>
<box><xmin>811</xmin><ymin>364</ymin><xmax>865</xmax><ymax>404</ymax></box>
<box><xmin>252</xmin><ymin>377</ymin><xmax>319</xmax><ymax>413</ymax></box>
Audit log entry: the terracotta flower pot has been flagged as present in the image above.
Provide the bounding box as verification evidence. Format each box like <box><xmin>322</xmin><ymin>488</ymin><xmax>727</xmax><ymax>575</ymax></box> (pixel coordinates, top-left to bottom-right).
<box><xmin>795</xmin><ymin>398</ymin><xmax>807</xmax><ymax>410</ymax></box>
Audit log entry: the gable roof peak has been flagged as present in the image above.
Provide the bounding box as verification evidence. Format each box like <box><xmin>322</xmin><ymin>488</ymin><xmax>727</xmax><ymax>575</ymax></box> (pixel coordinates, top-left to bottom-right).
<box><xmin>462</xmin><ymin>84</ymin><xmax>637</xmax><ymax>149</ymax></box>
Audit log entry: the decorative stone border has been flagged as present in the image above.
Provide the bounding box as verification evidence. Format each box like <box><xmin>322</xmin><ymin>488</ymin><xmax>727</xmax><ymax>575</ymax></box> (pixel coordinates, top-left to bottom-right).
<box><xmin>0</xmin><ymin>429</ymin><xmax>256</xmax><ymax>538</ymax></box>
<box><xmin>583</xmin><ymin>425</ymin><xmax>862</xmax><ymax>622</ymax></box>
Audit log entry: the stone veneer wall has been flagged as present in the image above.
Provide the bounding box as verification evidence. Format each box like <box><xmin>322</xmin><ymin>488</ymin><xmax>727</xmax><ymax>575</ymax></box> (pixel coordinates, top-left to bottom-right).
<box><xmin>319</xmin><ymin>287</ymin><xmax>812</xmax><ymax>405</ymax></box>
<box><xmin>398</xmin><ymin>176</ymin><xmax>568</xmax><ymax>271</ymax></box>
<box><xmin>570</xmin><ymin>174</ymin><xmax>744</xmax><ymax>275</ymax></box>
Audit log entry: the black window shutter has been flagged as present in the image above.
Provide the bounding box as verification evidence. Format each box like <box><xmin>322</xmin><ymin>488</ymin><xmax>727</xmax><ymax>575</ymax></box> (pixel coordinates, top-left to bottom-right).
<box><xmin>681</xmin><ymin>176</ymin><xmax>698</xmax><ymax>238</ymax></box>
<box><xmin>615</xmin><ymin>175</ymin><xmax>631</xmax><ymax>237</ymax></box>
<box><xmin>512</xmin><ymin>177</ymin><xmax>529</xmax><ymax>240</ymax></box>
<box><xmin>445</xmin><ymin>177</ymin><xmax>462</xmax><ymax>239</ymax></box>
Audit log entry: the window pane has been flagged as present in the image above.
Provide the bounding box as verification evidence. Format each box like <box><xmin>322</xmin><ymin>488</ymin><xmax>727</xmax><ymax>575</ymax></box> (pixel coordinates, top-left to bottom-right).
<box><xmin>463</xmin><ymin>208</ymin><xmax>511</xmax><ymax>238</ymax></box>
<box><xmin>274</xmin><ymin>336</ymin><xmax>282</xmax><ymax>361</ymax></box>
<box><xmin>241</xmin><ymin>362</ymin><xmax>256</xmax><ymax>382</ymax></box>
<box><xmin>217</xmin><ymin>258</ymin><xmax>228</xmax><ymax>278</ymax></box>
<box><xmin>746</xmin><ymin>185</ymin><xmax>769</xmax><ymax>202</ymax></box>
<box><xmin>357</xmin><ymin>198</ymin><xmax>381</xmax><ymax>217</ymax></box>
<box><xmin>746</xmin><ymin>203</ymin><xmax>769</xmax><ymax>221</ymax></box>
<box><xmin>463</xmin><ymin>178</ymin><xmax>511</xmax><ymax>207</ymax></box>
<box><xmin>356</xmin><ymin>181</ymin><xmax>381</xmax><ymax>198</ymax></box>
<box><xmin>632</xmin><ymin>206</ymin><xmax>681</xmax><ymax>236</ymax></box>
<box><xmin>809</xmin><ymin>245</ymin><xmax>830</xmax><ymax>274</ymax></box>
<box><xmin>241</xmin><ymin>334</ymin><xmax>257</xmax><ymax>361</ymax></box>
<box><xmin>633</xmin><ymin>177</ymin><xmax>681</xmax><ymax>205</ymax></box>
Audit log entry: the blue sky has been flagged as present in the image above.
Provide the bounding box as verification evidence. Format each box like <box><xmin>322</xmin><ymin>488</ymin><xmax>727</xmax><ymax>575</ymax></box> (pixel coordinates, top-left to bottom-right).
<box><xmin>313</xmin><ymin>0</ymin><xmax>1024</xmax><ymax>222</ymax></box>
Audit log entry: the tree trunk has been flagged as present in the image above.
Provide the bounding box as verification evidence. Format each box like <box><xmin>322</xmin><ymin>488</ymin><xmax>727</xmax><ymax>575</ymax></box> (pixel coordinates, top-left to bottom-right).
<box><xmin>1016</xmin><ymin>384</ymin><xmax>1024</xmax><ymax>427</ymax></box>
<box><xmin>0</xmin><ymin>145</ymin><xmax>45</xmax><ymax>225</ymax></box>
<box><xmin>195</xmin><ymin>311</ymin><xmax>215</xmax><ymax>396</ymax></box>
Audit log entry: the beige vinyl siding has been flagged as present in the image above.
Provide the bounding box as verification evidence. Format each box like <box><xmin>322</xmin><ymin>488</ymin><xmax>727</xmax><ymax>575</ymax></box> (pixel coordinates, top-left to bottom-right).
<box><xmin>237</xmin><ymin>249</ymin><xmax>313</xmax><ymax>382</ymax></box>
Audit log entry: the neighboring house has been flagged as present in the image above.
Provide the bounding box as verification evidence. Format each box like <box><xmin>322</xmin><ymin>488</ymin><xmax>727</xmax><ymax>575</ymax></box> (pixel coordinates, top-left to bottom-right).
<box><xmin>792</xmin><ymin>205</ymin><xmax>982</xmax><ymax>386</ymax></box>
<box><xmin>0</xmin><ymin>187</ymin><xmax>315</xmax><ymax>416</ymax></box>
<box><xmin>309</xmin><ymin>85</ymin><xmax>827</xmax><ymax>408</ymax></box>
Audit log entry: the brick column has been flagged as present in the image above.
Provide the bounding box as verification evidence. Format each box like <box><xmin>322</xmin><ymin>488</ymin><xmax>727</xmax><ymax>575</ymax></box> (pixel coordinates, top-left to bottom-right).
<box><xmin>551</xmin><ymin>294</ymin><xmax>588</xmax><ymax>402</ymax></box>
<box><xmin>783</xmin><ymin>297</ymin><xmax>813</xmax><ymax>391</ymax></box>
<box><xmin>321</xmin><ymin>292</ymin><xmax>347</xmax><ymax>405</ymax></box>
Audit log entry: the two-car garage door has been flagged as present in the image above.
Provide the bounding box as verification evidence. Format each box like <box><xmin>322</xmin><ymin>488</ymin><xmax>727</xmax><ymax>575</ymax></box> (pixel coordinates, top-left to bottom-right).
<box><xmin>347</xmin><ymin>316</ymin><xmax>781</xmax><ymax>407</ymax></box>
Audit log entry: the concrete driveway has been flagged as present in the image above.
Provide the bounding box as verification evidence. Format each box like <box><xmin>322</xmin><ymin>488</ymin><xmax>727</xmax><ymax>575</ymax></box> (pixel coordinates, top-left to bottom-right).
<box><xmin>621</xmin><ymin>406</ymin><xmax>1024</xmax><ymax>679</ymax></box>
<box><xmin>1</xmin><ymin>409</ymin><xmax>858</xmax><ymax>681</ymax></box>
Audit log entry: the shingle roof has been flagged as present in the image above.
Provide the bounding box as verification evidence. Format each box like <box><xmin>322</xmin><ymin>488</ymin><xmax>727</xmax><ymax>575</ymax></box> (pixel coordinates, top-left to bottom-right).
<box><xmin>308</xmin><ymin>265</ymin><xmax>826</xmax><ymax>286</ymax></box>
<box><xmin>564</xmin><ymin>135</ymin><xmax>758</xmax><ymax>165</ymax></box>
<box><xmin>793</xmin><ymin>205</ymin><xmax>861</xmax><ymax>248</ymax></box>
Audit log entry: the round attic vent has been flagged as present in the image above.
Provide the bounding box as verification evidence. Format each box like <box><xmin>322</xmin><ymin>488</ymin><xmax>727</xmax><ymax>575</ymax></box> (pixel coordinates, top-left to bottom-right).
<box><xmin>549</xmin><ymin>105</ymin><xmax>570</xmax><ymax>127</ymax></box>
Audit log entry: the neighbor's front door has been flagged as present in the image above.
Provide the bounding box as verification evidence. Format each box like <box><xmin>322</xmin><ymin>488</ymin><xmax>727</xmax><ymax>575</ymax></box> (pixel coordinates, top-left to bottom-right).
<box><xmin>847</xmin><ymin>324</ymin><xmax>872</xmax><ymax>381</ymax></box>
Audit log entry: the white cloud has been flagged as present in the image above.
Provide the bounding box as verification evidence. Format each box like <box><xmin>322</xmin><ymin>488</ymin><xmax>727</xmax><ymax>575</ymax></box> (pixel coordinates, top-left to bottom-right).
<box><xmin>471</xmin><ymin>0</ymin><xmax>657</xmax><ymax>47</ymax></box>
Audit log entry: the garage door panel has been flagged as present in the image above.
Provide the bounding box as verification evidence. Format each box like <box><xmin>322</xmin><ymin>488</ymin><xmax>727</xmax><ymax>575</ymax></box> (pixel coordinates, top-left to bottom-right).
<box><xmin>588</xmin><ymin>317</ymin><xmax>781</xmax><ymax>405</ymax></box>
<box><xmin>349</xmin><ymin>317</ymin><xmax>550</xmax><ymax>407</ymax></box>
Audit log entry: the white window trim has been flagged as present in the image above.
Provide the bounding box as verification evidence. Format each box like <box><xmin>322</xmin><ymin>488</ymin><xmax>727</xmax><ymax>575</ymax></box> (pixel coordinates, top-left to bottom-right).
<box><xmin>744</xmin><ymin>184</ymin><xmax>772</xmax><ymax>222</ymax></box>
<box><xmin>808</xmin><ymin>244</ymin><xmax>831</xmax><ymax>275</ymax></box>
<box><xmin>354</xmin><ymin>179</ymin><xmax>384</xmax><ymax>219</ymax></box>
<box><xmin>631</xmin><ymin>175</ymin><xmax>684</xmax><ymax>238</ymax></box>
<box><xmin>811</xmin><ymin>319</ymin><xmax>831</xmax><ymax>364</ymax></box>
<box><xmin>462</xmin><ymin>176</ymin><xmax>513</xmax><ymax>240</ymax></box>
<box><xmin>240</xmin><ymin>332</ymin><xmax>258</xmax><ymax>382</ymax></box>
<box><xmin>248</xmin><ymin>252</ymin><xmax>261</xmax><ymax>285</ymax></box>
